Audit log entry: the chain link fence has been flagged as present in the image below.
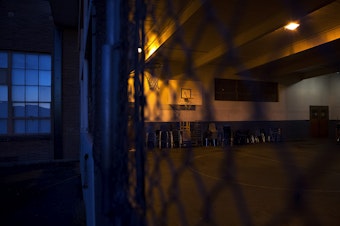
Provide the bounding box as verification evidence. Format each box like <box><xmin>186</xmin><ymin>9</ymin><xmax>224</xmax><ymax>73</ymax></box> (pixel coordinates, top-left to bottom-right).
<box><xmin>83</xmin><ymin>0</ymin><xmax>340</xmax><ymax>225</ymax></box>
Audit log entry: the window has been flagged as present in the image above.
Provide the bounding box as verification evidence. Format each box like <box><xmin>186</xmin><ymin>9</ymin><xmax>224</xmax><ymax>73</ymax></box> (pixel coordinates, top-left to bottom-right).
<box><xmin>0</xmin><ymin>51</ymin><xmax>9</xmax><ymax>134</ymax></box>
<box><xmin>215</xmin><ymin>78</ymin><xmax>278</xmax><ymax>102</ymax></box>
<box><xmin>0</xmin><ymin>51</ymin><xmax>51</xmax><ymax>135</ymax></box>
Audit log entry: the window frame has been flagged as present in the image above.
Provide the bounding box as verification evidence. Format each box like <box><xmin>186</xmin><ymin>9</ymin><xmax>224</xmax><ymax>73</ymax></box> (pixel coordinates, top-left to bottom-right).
<box><xmin>0</xmin><ymin>51</ymin><xmax>52</xmax><ymax>136</ymax></box>
<box><xmin>215</xmin><ymin>78</ymin><xmax>279</xmax><ymax>102</ymax></box>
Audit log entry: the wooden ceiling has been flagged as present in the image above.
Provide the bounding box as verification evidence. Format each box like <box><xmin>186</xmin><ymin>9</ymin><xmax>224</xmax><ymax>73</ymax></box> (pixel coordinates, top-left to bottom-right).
<box><xmin>144</xmin><ymin>0</ymin><xmax>340</xmax><ymax>82</ymax></box>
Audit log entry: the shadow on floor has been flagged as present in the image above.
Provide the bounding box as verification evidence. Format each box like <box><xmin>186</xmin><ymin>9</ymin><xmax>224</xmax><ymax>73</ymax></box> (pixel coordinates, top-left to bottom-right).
<box><xmin>0</xmin><ymin>161</ymin><xmax>85</xmax><ymax>226</ymax></box>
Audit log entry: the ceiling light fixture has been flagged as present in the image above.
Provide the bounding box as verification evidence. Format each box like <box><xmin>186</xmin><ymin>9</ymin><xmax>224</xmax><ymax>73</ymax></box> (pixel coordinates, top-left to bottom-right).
<box><xmin>284</xmin><ymin>22</ymin><xmax>300</xmax><ymax>31</ymax></box>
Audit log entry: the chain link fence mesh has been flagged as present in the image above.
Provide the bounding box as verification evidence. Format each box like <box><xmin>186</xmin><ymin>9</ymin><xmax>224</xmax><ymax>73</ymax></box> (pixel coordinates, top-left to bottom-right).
<box><xmin>120</xmin><ymin>0</ymin><xmax>340</xmax><ymax>225</ymax></box>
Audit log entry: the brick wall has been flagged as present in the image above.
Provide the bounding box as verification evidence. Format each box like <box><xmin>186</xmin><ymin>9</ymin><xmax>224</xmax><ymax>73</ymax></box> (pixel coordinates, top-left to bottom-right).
<box><xmin>0</xmin><ymin>0</ymin><xmax>54</xmax><ymax>53</ymax></box>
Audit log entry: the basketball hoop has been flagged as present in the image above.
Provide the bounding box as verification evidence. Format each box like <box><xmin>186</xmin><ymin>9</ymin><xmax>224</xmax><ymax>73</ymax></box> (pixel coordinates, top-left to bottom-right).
<box><xmin>183</xmin><ymin>97</ymin><xmax>191</xmax><ymax>110</ymax></box>
<box><xmin>145</xmin><ymin>72</ymin><xmax>159</xmax><ymax>91</ymax></box>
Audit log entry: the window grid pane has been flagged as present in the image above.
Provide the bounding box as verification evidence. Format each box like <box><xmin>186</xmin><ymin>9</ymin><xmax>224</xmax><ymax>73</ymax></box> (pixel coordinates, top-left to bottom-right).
<box><xmin>0</xmin><ymin>120</ymin><xmax>7</xmax><ymax>134</ymax></box>
<box><xmin>27</xmin><ymin>119</ymin><xmax>39</xmax><ymax>133</ymax></box>
<box><xmin>26</xmin><ymin>86</ymin><xmax>38</xmax><ymax>101</ymax></box>
<box><xmin>12</xmin><ymin>86</ymin><xmax>25</xmax><ymax>101</ymax></box>
<box><xmin>0</xmin><ymin>52</ymin><xmax>8</xmax><ymax>68</ymax></box>
<box><xmin>39</xmin><ymin>119</ymin><xmax>50</xmax><ymax>133</ymax></box>
<box><xmin>39</xmin><ymin>70</ymin><xmax>51</xmax><ymax>86</ymax></box>
<box><xmin>26</xmin><ymin>70</ymin><xmax>39</xmax><ymax>85</ymax></box>
<box><xmin>26</xmin><ymin>103</ymin><xmax>39</xmax><ymax>117</ymax></box>
<box><xmin>39</xmin><ymin>103</ymin><xmax>50</xmax><ymax>117</ymax></box>
<box><xmin>39</xmin><ymin>55</ymin><xmax>51</xmax><ymax>70</ymax></box>
<box><xmin>26</xmin><ymin>54</ymin><xmax>39</xmax><ymax>69</ymax></box>
<box><xmin>12</xmin><ymin>53</ymin><xmax>25</xmax><ymax>69</ymax></box>
<box><xmin>39</xmin><ymin>86</ymin><xmax>51</xmax><ymax>102</ymax></box>
<box><xmin>0</xmin><ymin>101</ymin><xmax>8</xmax><ymax>118</ymax></box>
<box><xmin>0</xmin><ymin>70</ymin><xmax>8</xmax><ymax>84</ymax></box>
<box><xmin>14</xmin><ymin>120</ymin><xmax>26</xmax><ymax>134</ymax></box>
<box><xmin>0</xmin><ymin>85</ymin><xmax>8</xmax><ymax>101</ymax></box>
<box><xmin>13</xmin><ymin>103</ymin><xmax>25</xmax><ymax>117</ymax></box>
<box><xmin>12</xmin><ymin>69</ymin><xmax>25</xmax><ymax>85</ymax></box>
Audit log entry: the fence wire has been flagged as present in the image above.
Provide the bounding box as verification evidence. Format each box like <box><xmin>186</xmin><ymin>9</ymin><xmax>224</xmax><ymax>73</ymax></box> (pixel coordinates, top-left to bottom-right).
<box><xmin>123</xmin><ymin>0</ymin><xmax>340</xmax><ymax>226</ymax></box>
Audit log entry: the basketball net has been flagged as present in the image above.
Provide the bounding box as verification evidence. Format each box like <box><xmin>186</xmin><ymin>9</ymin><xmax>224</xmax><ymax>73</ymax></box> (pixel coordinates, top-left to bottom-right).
<box><xmin>183</xmin><ymin>97</ymin><xmax>191</xmax><ymax>110</ymax></box>
<box><xmin>145</xmin><ymin>72</ymin><xmax>159</xmax><ymax>91</ymax></box>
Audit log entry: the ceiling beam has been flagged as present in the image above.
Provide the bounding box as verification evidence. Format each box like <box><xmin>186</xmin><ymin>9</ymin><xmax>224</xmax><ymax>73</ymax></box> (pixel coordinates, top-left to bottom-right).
<box><xmin>194</xmin><ymin>1</ymin><xmax>340</xmax><ymax>72</ymax></box>
<box><xmin>145</xmin><ymin>0</ymin><xmax>205</xmax><ymax>60</ymax></box>
<box><xmin>193</xmin><ymin>10</ymin><xmax>291</xmax><ymax>68</ymax></box>
<box><xmin>243</xmin><ymin>24</ymin><xmax>340</xmax><ymax>72</ymax></box>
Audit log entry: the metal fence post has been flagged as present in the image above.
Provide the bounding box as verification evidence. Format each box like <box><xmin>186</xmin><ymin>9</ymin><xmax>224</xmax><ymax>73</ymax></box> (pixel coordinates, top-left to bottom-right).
<box><xmin>94</xmin><ymin>0</ymin><xmax>131</xmax><ymax>225</ymax></box>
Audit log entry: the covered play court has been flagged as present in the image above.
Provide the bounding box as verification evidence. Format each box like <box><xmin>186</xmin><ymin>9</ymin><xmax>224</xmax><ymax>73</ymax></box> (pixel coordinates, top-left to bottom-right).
<box><xmin>143</xmin><ymin>140</ymin><xmax>340</xmax><ymax>226</ymax></box>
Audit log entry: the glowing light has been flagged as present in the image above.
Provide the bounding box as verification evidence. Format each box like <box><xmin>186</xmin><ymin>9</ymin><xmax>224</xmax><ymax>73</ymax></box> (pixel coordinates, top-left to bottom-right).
<box><xmin>145</xmin><ymin>32</ymin><xmax>161</xmax><ymax>60</ymax></box>
<box><xmin>284</xmin><ymin>22</ymin><xmax>300</xmax><ymax>31</ymax></box>
<box><xmin>138</xmin><ymin>47</ymin><xmax>142</xmax><ymax>53</ymax></box>
<box><xmin>147</xmin><ymin>46</ymin><xmax>158</xmax><ymax>58</ymax></box>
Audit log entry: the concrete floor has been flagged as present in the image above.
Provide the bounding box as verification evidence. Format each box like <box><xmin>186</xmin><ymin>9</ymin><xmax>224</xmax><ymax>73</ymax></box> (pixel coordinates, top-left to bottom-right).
<box><xmin>1</xmin><ymin>139</ymin><xmax>339</xmax><ymax>226</ymax></box>
<box><xmin>145</xmin><ymin>139</ymin><xmax>340</xmax><ymax>226</ymax></box>
<box><xmin>0</xmin><ymin>161</ymin><xmax>85</xmax><ymax>226</ymax></box>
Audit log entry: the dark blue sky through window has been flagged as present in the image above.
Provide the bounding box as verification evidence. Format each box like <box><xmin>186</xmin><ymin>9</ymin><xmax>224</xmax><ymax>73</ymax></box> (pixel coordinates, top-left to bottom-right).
<box><xmin>10</xmin><ymin>52</ymin><xmax>52</xmax><ymax>134</ymax></box>
<box><xmin>0</xmin><ymin>52</ymin><xmax>51</xmax><ymax>134</ymax></box>
<box><xmin>12</xmin><ymin>53</ymin><xmax>25</xmax><ymax>69</ymax></box>
<box><xmin>0</xmin><ymin>52</ymin><xmax>8</xmax><ymax>68</ymax></box>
